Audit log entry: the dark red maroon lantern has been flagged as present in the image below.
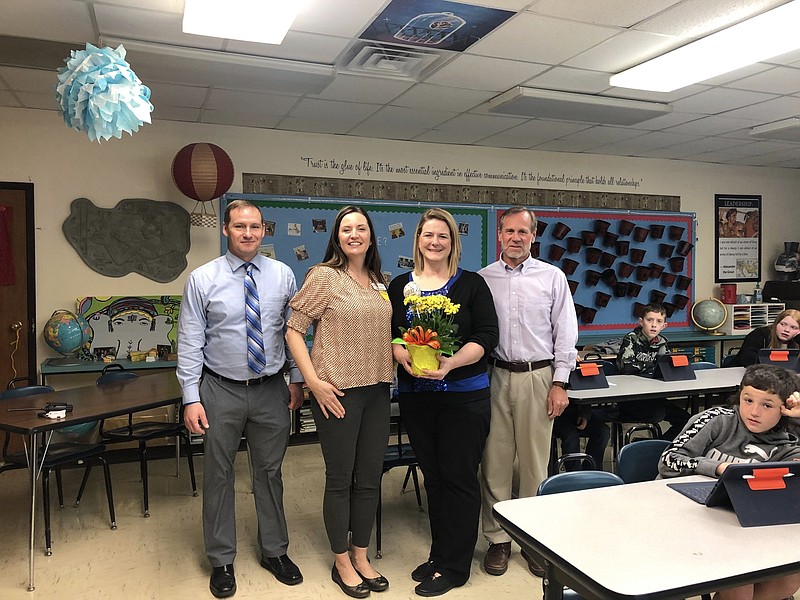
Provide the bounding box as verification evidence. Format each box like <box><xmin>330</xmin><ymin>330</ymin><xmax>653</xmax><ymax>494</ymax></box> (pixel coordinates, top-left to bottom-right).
<box><xmin>171</xmin><ymin>143</ymin><xmax>234</xmax><ymax>227</ymax></box>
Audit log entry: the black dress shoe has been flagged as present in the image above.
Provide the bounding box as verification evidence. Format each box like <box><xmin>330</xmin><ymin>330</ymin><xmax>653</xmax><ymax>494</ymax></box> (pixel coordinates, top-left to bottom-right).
<box><xmin>210</xmin><ymin>564</ymin><xmax>236</xmax><ymax>598</ymax></box>
<box><xmin>411</xmin><ymin>560</ymin><xmax>435</xmax><ymax>582</ymax></box>
<box><xmin>331</xmin><ymin>564</ymin><xmax>371</xmax><ymax>598</ymax></box>
<box><xmin>354</xmin><ymin>567</ymin><xmax>389</xmax><ymax>592</ymax></box>
<box><xmin>261</xmin><ymin>554</ymin><xmax>303</xmax><ymax>586</ymax></box>
<box><xmin>415</xmin><ymin>573</ymin><xmax>461</xmax><ymax>597</ymax></box>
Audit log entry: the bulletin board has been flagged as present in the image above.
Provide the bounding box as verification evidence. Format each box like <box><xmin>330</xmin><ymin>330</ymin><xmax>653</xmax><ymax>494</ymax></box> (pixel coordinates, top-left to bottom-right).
<box><xmin>221</xmin><ymin>194</ymin><xmax>696</xmax><ymax>334</ymax></box>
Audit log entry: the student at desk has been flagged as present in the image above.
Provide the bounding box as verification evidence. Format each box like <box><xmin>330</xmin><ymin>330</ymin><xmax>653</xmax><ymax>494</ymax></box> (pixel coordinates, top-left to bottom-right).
<box><xmin>734</xmin><ymin>308</ymin><xmax>800</xmax><ymax>367</ymax></box>
<box><xmin>614</xmin><ymin>303</ymin><xmax>690</xmax><ymax>440</ymax></box>
<box><xmin>659</xmin><ymin>364</ymin><xmax>800</xmax><ymax>600</ymax></box>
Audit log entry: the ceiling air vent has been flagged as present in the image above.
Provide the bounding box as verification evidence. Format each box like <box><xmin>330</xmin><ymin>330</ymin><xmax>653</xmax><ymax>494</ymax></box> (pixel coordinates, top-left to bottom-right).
<box><xmin>339</xmin><ymin>41</ymin><xmax>447</xmax><ymax>81</ymax></box>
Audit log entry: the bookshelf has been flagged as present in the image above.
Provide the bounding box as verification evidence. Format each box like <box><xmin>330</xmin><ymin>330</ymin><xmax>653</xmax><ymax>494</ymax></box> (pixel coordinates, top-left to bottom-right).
<box><xmin>720</xmin><ymin>302</ymin><xmax>785</xmax><ymax>336</ymax></box>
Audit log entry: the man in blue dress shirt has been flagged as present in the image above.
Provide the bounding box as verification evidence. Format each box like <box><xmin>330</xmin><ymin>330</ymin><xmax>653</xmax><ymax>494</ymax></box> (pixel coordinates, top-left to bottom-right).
<box><xmin>178</xmin><ymin>199</ymin><xmax>305</xmax><ymax>598</ymax></box>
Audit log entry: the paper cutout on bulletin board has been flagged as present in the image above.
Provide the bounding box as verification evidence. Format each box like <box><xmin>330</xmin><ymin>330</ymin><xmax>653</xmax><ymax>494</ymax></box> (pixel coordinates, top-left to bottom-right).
<box><xmin>62</xmin><ymin>198</ymin><xmax>190</xmax><ymax>282</ymax></box>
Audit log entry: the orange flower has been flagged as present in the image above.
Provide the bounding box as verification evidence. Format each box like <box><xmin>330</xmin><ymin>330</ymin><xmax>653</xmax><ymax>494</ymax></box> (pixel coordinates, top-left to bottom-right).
<box><xmin>401</xmin><ymin>325</ymin><xmax>441</xmax><ymax>349</ymax></box>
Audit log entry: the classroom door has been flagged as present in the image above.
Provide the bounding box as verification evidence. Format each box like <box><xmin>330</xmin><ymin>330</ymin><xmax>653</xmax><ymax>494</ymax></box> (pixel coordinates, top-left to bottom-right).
<box><xmin>0</xmin><ymin>183</ymin><xmax>36</xmax><ymax>390</ymax></box>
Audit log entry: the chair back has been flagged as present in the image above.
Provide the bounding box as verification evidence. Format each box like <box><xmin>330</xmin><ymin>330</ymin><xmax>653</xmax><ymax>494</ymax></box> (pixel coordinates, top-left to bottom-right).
<box><xmin>722</xmin><ymin>348</ymin><xmax>741</xmax><ymax>368</ymax></box>
<box><xmin>383</xmin><ymin>401</ymin><xmax>416</xmax><ymax>470</ymax></box>
<box><xmin>616</xmin><ymin>439</ymin><xmax>670</xmax><ymax>483</ymax></box>
<box><xmin>96</xmin><ymin>363</ymin><xmax>139</xmax><ymax>385</ymax></box>
<box><xmin>536</xmin><ymin>470</ymin><xmax>624</xmax><ymax>496</ymax></box>
<box><xmin>599</xmin><ymin>359</ymin><xmax>619</xmax><ymax>376</ymax></box>
<box><xmin>691</xmin><ymin>361</ymin><xmax>718</xmax><ymax>370</ymax></box>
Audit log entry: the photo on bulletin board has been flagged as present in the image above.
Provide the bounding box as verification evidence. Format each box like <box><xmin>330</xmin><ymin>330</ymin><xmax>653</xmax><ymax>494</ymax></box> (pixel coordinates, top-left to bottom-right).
<box><xmin>222</xmin><ymin>194</ymin><xmax>489</xmax><ymax>289</ymax></box>
<box><xmin>714</xmin><ymin>194</ymin><xmax>761</xmax><ymax>283</ymax></box>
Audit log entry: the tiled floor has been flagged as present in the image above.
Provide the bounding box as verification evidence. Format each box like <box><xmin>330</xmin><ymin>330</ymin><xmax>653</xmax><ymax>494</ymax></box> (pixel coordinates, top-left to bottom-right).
<box><xmin>0</xmin><ymin>443</ymin><xmax>542</xmax><ymax>600</ymax></box>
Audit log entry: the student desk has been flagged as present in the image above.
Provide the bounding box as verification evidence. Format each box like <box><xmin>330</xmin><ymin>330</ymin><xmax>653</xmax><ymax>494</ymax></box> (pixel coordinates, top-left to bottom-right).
<box><xmin>0</xmin><ymin>372</ymin><xmax>183</xmax><ymax>591</ymax></box>
<box><xmin>493</xmin><ymin>476</ymin><xmax>800</xmax><ymax>600</ymax></box>
<box><xmin>40</xmin><ymin>358</ymin><xmax>177</xmax><ymax>385</ymax></box>
<box><xmin>567</xmin><ymin>366</ymin><xmax>745</xmax><ymax>407</ymax></box>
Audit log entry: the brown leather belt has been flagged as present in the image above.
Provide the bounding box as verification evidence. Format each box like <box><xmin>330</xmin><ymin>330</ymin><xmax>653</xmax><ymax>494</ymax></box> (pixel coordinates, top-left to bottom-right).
<box><xmin>489</xmin><ymin>358</ymin><xmax>552</xmax><ymax>373</ymax></box>
<box><xmin>203</xmin><ymin>366</ymin><xmax>276</xmax><ymax>386</ymax></box>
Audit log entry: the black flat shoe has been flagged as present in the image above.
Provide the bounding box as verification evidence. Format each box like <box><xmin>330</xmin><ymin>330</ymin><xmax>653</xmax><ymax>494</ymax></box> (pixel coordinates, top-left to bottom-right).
<box><xmin>331</xmin><ymin>564</ymin><xmax>371</xmax><ymax>598</ymax></box>
<box><xmin>261</xmin><ymin>554</ymin><xmax>303</xmax><ymax>585</ymax></box>
<box><xmin>415</xmin><ymin>573</ymin><xmax>461</xmax><ymax>597</ymax></box>
<box><xmin>210</xmin><ymin>564</ymin><xmax>236</xmax><ymax>598</ymax></box>
<box><xmin>411</xmin><ymin>560</ymin><xmax>435</xmax><ymax>582</ymax></box>
<box><xmin>354</xmin><ymin>567</ymin><xmax>389</xmax><ymax>592</ymax></box>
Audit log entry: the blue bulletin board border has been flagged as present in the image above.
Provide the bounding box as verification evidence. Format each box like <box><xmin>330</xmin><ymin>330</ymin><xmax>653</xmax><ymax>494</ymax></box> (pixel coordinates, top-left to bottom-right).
<box><xmin>221</xmin><ymin>194</ymin><xmax>695</xmax><ymax>336</ymax></box>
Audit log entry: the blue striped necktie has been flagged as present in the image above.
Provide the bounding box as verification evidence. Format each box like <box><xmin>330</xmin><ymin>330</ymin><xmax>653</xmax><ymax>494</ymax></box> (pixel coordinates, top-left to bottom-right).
<box><xmin>244</xmin><ymin>262</ymin><xmax>267</xmax><ymax>374</ymax></box>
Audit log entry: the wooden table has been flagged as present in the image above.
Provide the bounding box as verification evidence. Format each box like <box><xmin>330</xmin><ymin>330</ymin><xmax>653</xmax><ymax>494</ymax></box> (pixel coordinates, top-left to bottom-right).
<box><xmin>0</xmin><ymin>372</ymin><xmax>183</xmax><ymax>591</ymax></box>
<box><xmin>494</xmin><ymin>476</ymin><xmax>800</xmax><ymax>599</ymax></box>
<box><xmin>40</xmin><ymin>358</ymin><xmax>177</xmax><ymax>385</ymax></box>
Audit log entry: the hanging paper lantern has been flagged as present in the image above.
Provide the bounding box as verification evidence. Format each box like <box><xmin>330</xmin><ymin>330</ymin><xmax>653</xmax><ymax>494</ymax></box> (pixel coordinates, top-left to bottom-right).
<box><xmin>171</xmin><ymin>143</ymin><xmax>235</xmax><ymax>227</ymax></box>
<box><xmin>56</xmin><ymin>43</ymin><xmax>153</xmax><ymax>142</ymax></box>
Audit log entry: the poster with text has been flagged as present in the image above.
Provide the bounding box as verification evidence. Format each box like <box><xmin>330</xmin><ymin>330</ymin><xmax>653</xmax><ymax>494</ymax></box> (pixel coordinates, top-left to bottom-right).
<box><xmin>715</xmin><ymin>194</ymin><xmax>761</xmax><ymax>283</ymax></box>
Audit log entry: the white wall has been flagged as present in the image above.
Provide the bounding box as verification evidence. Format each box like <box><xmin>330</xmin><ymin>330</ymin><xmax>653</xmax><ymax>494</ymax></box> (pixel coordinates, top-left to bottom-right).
<box><xmin>2</xmin><ymin>107</ymin><xmax>799</xmax><ymax>366</ymax></box>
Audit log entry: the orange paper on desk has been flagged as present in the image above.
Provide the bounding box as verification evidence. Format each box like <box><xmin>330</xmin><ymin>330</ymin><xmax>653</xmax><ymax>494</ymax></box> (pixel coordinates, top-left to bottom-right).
<box><xmin>747</xmin><ymin>467</ymin><xmax>790</xmax><ymax>491</ymax></box>
<box><xmin>670</xmin><ymin>354</ymin><xmax>690</xmax><ymax>367</ymax></box>
<box><xmin>769</xmin><ymin>350</ymin><xmax>790</xmax><ymax>362</ymax></box>
<box><xmin>579</xmin><ymin>362</ymin><xmax>600</xmax><ymax>376</ymax></box>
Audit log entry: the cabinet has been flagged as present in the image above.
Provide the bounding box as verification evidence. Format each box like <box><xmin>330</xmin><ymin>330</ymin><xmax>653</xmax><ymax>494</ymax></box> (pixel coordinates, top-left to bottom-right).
<box><xmin>720</xmin><ymin>303</ymin><xmax>785</xmax><ymax>336</ymax></box>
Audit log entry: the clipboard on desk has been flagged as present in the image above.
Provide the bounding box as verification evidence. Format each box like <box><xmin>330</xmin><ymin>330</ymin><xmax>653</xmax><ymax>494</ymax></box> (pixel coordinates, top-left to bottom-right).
<box><xmin>568</xmin><ymin>360</ymin><xmax>609</xmax><ymax>390</ymax></box>
<box><xmin>758</xmin><ymin>348</ymin><xmax>800</xmax><ymax>372</ymax></box>
<box><xmin>667</xmin><ymin>461</ymin><xmax>800</xmax><ymax>527</ymax></box>
<box><xmin>652</xmin><ymin>353</ymin><xmax>696</xmax><ymax>381</ymax></box>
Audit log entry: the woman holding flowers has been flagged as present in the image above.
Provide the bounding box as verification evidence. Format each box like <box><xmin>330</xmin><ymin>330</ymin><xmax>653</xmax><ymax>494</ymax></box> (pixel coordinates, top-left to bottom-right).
<box><xmin>388</xmin><ymin>208</ymin><xmax>498</xmax><ymax>597</ymax></box>
<box><xmin>286</xmin><ymin>206</ymin><xmax>393</xmax><ymax>598</ymax></box>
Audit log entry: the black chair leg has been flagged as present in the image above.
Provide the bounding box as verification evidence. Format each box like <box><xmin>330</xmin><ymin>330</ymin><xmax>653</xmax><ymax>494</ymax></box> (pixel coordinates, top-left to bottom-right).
<box><xmin>139</xmin><ymin>441</ymin><xmax>150</xmax><ymax>517</ymax></box>
<box><xmin>410</xmin><ymin>467</ymin><xmax>423</xmax><ymax>511</ymax></box>
<box><xmin>42</xmin><ymin>468</ymin><xmax>53</xmax><ymax>556</ymax></box>
<box><xmin>75</xmin><ymin>464</ymin><xmax>94</xmax><ymax>507</ymax></box>
<box><xmin>182</xmin><ymin>433</ymin><xmax>198</xmax><ymax>497</ymax></box>
<box><xmin>98</xmin><ymin>456</ymin><xmax>117</xmax><ymax>530</ymax></box>
<box><xmin>55</xmin><ymin>466</ymin><xmax>65</xmax><ymax>509</ymax></box>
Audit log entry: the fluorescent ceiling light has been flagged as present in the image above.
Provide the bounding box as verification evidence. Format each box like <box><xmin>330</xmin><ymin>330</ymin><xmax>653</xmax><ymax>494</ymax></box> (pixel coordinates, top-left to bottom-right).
<box><xmin>611</xmin><ymin>1</ymin><xmax>800</xmax><ymax>92</ymax></box>
<box><xmin>182</xmin><ymin>0</ymin><xmax>303</xmax><ymax>45</ymax></box>
<box><xmin>751</xmin><ymin>118</ymin><xmax>800</xmax><ymax>142</ymax></box>
<box><xmin>488</xmin><ymin>87</ymin><xmax>671</xmax><ymax>126</ymax></box>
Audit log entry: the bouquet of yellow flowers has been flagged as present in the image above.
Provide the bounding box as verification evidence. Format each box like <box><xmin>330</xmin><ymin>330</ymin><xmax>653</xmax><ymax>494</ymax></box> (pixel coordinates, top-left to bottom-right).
<box><xmin>392</xmin><ymin>292</ymin><xmax>460</xmax><ymax>375</ymax></box>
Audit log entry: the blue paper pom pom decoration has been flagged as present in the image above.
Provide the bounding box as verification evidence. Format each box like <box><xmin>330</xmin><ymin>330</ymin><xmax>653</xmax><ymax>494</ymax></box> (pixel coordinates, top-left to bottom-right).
<box><xmin>56</xmin><ymin>43</ymin><xmax>153</xmax><ymax>142</ymax></box>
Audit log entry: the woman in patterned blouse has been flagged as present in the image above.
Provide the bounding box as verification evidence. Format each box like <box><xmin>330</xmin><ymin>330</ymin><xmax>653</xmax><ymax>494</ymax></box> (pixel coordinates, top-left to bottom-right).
<box><xmin>286</xmin><ymin>206</ymin><xmax>393</xmax><ymax>598</ymax></box>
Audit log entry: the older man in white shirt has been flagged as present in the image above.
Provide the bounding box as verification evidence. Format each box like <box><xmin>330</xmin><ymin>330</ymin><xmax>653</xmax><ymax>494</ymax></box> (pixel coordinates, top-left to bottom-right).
<box><xmin>478</xmin><ymin>206</ymin><xmax>578</xmax><ymax>578</ymax></box>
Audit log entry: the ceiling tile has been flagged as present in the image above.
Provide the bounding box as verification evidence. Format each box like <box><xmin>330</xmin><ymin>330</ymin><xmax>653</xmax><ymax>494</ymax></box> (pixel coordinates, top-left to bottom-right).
<box><xmin>277</xmin><ymin>116</ymin><xmax>356</xmax><ymax>135</ymax></box>
<box><xmin>623</xmin><ymin>111</ymin><xmax>706</xmax><ymax>131</ymax></box>
<box><xmin>523</xmin><ymin>67</ymin><xmax>612</xmax><ymax>94</ymax></box>
<box><xmin>424</xmin><ymin>54</ymin><xmax>548</xmax><ymax>92</ymax></box>
<box><xmin>413</xmin><ymin>129</ymin><xmax>493</xmax><ymax>145</ymax></box>
<box><xmin>565</xmin><ymin>30</ymin><xmax>680</xmax><ymax>72</ymax></box>
<box><xmin>0</xmin><ymin>91</ymin><xmax>22</xmax><ymax>107</ymax></box>
<box><xmin>0</xmin><ymin>0</ymin><xmax>94</xmax><ymax>43</ymax></box>
<box><xmin>671</xmin><ymin>87</ymin><xmax>777</xmax><ymax>114</ymax></box>
<box><xmin>310</xmin><ymin>74</ymin><xmax>414</xmax><ymax>103</ymax></box>
<box><xmin>16</xmin><ymin>91</ymin><xmax>57</xmax><ymax>110</ymax></box>
<box><xmin>353</xmin><ymin>105</ymin><xmax>457</xmax><ymax>129</ymax></box>
<box><xmin>152</xmin><ymin>105</ymin><xmax>200</xmax><ymax>122</ymax></box>
<box><xmin>226</xmin><ymin>32</ymin><xmax>350</xmax><ymax>64</ymax></box>
<box><xmin>432</xmin><ymin>113</ymin><xmax>527</xmax><ymax>136</ymax></box>
<box><xmin>289</xmin><ymin>98</ymin><xmax>381</xmax><ymax>122</ymax></box>
<box><xmin>0</xmin><ymin>66</ymin><xmax>56</xmax><ymax>93</ymax></box>
<box><xmin>528</xmin><ymin>0</ymin><xmax>682</xmax><ymax>28</ymax></box>
<box><xmin>722</xmin><ymin>96</ymin><xmax>800</xmax><ymax>121</ymax></box>
<box><xmin>701</xmin><ymin>62</ymin><xmax>772</xmax><ymax>86</ymax></box>
<box><xmin>547</xmin><ymin>124</ymin><xmax>651</xmax><ymax>149</ymax></box>
<box><xmin>293</xmin><ymin>0</ymin><xmax>387</xmax><ymax>37</ymax></box>
<box><xmin>147</xmin><ymin>81</ymin><xmax>208</xmax><ymax>108</ymax></box>
<box><xmin>469</xmin><ymin>13</ymin><xmax>618</xmax><ymax>65</ymax></box>
<box><xmin>489</xmin><ymin>119</ymin><xmax>594</xmax><ymax>143</ymax></box>
<box><xmin>202</xmin><ymin>109</ymin><xmax>283</xmax><ymax>129</ymax></box>
<box><xmin>391</xmin><ymin>84</ymin><xmax>495</xmax><ymax>112</ymax></box>
<box><xmin>664</xmin><ymin>115</ymin><xmax>762</xmax><ymax>136</ymax></box>
<box><xmin>634</xmin><ymin>0</ymin><xmax>789</xmax><ymax>37</ymax></box>
<box><xmin>205</xmin><ymin>89</ymin><xmax>299</xmax><ymax>115</ymax></box>
<box><xmin>726</xmin><ymin>66</ymin><xmax>800</xmax><ymax>95</ymax></box>
<box><xmin>347</xmin><ymin>122</ymin><xmax>428</xmax><ymax>141</ymax></box>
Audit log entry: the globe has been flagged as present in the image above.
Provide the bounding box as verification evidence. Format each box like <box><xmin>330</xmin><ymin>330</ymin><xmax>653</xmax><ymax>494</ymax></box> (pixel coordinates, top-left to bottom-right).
<box><xmin>43</xmin><ymin>309</ymin><xmax>92</xmax><ymax>366</ymax></box>
<box><xmin>691</xmin><ymin>298</ymin><xmax>728</xmax><ymax>335</ymax></box>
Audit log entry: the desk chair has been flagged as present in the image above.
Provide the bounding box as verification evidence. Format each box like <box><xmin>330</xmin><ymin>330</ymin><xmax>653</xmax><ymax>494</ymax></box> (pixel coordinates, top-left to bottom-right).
<box><xmin>721</xmin><ymin>347</ymin><xmax>741</xmax><ymax>368</ymax></box>
<box><xmin>1</xmin><ymin>378</ymin><xmax>116</xmax><ymax>556</ymax></box>
<box><xmin>616</xmin><ymin>439</ymin><xmax>670</xmax><ymax>483</ymax></box>
<box><xmin>535</xmin><ymin>470</ymin><xmax>624</xmax><ymax>600</ymax></box>
<box><xmin>95</xmin><ymin>365</ymin><xmax>196</xmax><ymax>517</ymax></box>
<box><xmin>375</xmin><ymin>401</ymin><xmax>423</xmax><ymax>559</ymax></box>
